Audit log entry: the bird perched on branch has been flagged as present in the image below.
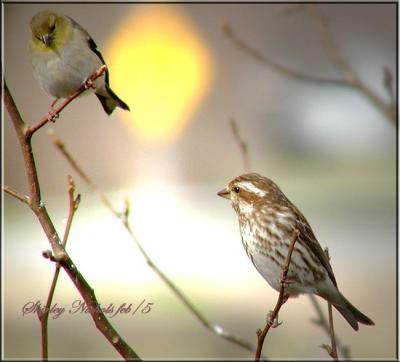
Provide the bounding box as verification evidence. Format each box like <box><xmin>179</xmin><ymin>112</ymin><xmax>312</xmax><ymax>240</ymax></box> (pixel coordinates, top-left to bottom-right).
<box><xmin>28</xmin><ymin>10</ymin><xmax>129</xmax><ymax>115</ymax></box>
<box><xmin>218</xmin><ymin>172</ymin><xmax>374</xmax><ymax>331</ymax></box>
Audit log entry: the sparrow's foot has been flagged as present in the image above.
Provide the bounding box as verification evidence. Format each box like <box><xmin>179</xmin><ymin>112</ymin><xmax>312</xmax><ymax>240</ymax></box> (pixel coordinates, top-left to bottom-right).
<box><xmin>266</xmin><ymin>310</ymin><xmax>282</xmax><ymax>328</ymax></box>
<box><xmin>280</xmin><ymin>271</ymin><xmax>295</xmax><ymax>288</ymax></box>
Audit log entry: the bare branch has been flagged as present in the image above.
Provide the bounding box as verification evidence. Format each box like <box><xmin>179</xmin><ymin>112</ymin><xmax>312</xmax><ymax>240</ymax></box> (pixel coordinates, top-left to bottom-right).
<box><xmin>227</xmin><ymin>114</ymin><xmax>347</xmax><ymax>360</ymax></box>
<box><xmin>3</xmin><ymin>185</ymin><xmax>30</xmax><ymax>205</ymax></box>
<box><xmin>383</xmin><ymin>66</ymin><xmax>395</xmax><ymax>108</ymax></box>
<box><xmin>25</xmin><ymin>65</ymin><xmax>107</xmax><ymax>139</ymax></box>
<box><xmin>230</xmin><ymin>119</ymin><xmax>251</xmax><ymax>172</ymax></box>
<box><xmin>306</xmin><ymin>5</ymin><xmax>353</xmax><ymax>81</ymax></box>
<box><xmin>326</xmin><ymin>301</ymin><xmax>338</xmax><ymax>360</ymax></box>
<box><xmin>48</xmin><ymin>130</ymin><xmax>119</xmax><ymax>215</ymax></box>
<box><xmin>224</xmin><ymin>5</ymin><xmax>396</xmax><ymax>125</ymax></box>
<box><xmin>255</xmin><ymin>228</ymin><xmax>300</xmax><ymax>361</ymax></box>
<box><xmin>306</xmin><ymin>4</ymin><xmax>395</xmax><ymax>124</ymax></box>
<box><xmin>50</xmin><ymin>131</ymin><xmax>261</xmax><ymax>356</ymax></box>
<box><xmin>37</xmin><ymin>176</ymin><xmax>81</xmax><ymax>360</ymax></box>
<box><xmin>309</xmin><ymin>295</ymin><xmax>351</xmax><ymax>359</ymax></box>
<box><xmin>223</xmin><ymin>24</ymin><xmax>347</xmax><ymax>85</ymax></box>
<box><xmin>323</xmin><ymin>248</ymin><xmax>338</xmax><ymax>361</ymax></box>
<box><xmin>4</xmin><ymin>79</ymin><xmax>140</xmax><ymax>360</ymax></box>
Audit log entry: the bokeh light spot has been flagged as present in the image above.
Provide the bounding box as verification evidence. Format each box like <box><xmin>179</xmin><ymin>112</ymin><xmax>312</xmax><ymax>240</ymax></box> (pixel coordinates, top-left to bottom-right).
<box><xmin>105</xmin><ymin>5</ymin><xmax>214</xmax><ymax>143</ymax></box>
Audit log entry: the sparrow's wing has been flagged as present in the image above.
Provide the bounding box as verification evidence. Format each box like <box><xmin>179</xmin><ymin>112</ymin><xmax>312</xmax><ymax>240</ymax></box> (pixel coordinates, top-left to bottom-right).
<box><xmin>294</xmin><ymin>207</ymin><xmax>337</xmax><ymax>287</ymax></box>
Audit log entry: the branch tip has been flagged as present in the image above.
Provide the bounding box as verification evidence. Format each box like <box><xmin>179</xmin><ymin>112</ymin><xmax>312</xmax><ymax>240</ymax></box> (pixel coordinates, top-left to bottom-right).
<box><xmin>42</xmin><ymin>250</ymin><xmax>53</xmax><ymax>259</ymax></box>
<box><xmin>254</xmin><ymin>228</ymin><xmax>299</xmax><ymax>361</ymax></box>
<box><xmin>5</xmin><ymin>74</ymin><xmax>141</xmax><ymax>360</ymax></box>
<box><xmin>74</xmin><ymin>194</ymin><xmax>81</xmax><ymax>209</ymax></box>
<box><xmin>50</xmin><ymin>131</ymin><xmax>260</xmax><ymax>356</ymax></box>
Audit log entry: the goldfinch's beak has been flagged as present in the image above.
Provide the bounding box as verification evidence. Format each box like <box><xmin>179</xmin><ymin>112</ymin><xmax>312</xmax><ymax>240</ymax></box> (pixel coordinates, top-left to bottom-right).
<box><xmin>42</xmin><ymin>34</ymin><xmax>51</xmax><ymax>47</ymax></box>
<box><xmin>217</xmin><ymin>188</ymin><xmax>230</xmax><ymax>199</ymax></box>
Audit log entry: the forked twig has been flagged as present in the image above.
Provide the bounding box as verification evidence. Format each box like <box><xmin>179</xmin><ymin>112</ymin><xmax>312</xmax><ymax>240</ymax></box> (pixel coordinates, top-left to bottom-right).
<box><xmin>4</xmin><ymin>75</ymin><xmax>140</xmax><ymax>360</ymax></box>
<box><xmin>3</xmin><ymin>185</ymin><xmax>31</xmax><ymax>205</ymax></box>
<box><xmin>224</xmin><ymin>5</ymin><xmax>395</xmax><ymax>125</ymax></box>
<box><xmin>309</xmin><ymin>295</ymin><xmax>351</xmax><ymax>359</ymax></box>
<box><xmin>223</xmin><ymin>24</ymin><xmax>346</xmax><ymax>85</ymax></box>
<box><xmin>36</xmin><ymin>176</ymin><xmax>81</xmax><ymax>360</ymax></box>
<box><xmin>48</xmin><ymin>129</ymin><xmax>117</xmax><ymax>215</ymax></box>
<box><xmin>49</xmin><ymin>132</ymin><xmax>261</xmax><ymax>356</ymax></box>
<box><xmin>25</xmin><ymin>65</ymin><xmax>107</xmax><ymax>139</ymax></box>
<box><xmin>228</xmin><ymin>120</ymin><xmax>345</xmax><ymax>359</ymax></box>
<box><xmin>320</xmin><ymin>248</ymin><xmax>338</xmax><ymax>360</ymax></box>
<box><xmin>254</xmin><ymin>229</ymin><xmax>300</xmax><ymax>361</ymax></box>
<box><xmin>306</xmin><ymin>5</ymin><xmax>395</xmax><ymax>124</ymax></box>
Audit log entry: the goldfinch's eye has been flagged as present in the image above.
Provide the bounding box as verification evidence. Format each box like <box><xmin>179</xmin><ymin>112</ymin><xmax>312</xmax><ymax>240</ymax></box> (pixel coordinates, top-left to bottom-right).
<box><xmin>233</xmin><ymin>186</ymin><xmax>240</xmax><ymax>194</ymax></box>
<box><xmin>49</xmin><ymin>24</ymin><xmax>56</xmax><ymax>33</ymax></box>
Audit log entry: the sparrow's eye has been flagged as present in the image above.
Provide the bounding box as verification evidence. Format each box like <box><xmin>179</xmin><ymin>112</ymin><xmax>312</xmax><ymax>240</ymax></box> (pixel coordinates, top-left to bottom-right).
<box><xmin>233</xmin><ymin>186</ymin><xmax>240</xmax><ymax>194</ymax></box>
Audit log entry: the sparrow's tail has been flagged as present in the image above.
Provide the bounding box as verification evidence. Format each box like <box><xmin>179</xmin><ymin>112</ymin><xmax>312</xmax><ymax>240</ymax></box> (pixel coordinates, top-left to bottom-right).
<box><xmin>333</xmin><ymin>292</ymin><xmax>375</xmax><ymax>331</ymax></box>
<box><xmin>96</xmin><ymin>85</ymin><xmax>130</xmax><ymax>115</ymax></box>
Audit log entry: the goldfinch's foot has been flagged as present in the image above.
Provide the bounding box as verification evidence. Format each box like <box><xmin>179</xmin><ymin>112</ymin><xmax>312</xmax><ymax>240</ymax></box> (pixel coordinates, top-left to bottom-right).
<box><xmin>46</xmin><ymin>99</ymin><xmax>60</xmax><ymax>122</ymax></box>
<box><xmin>50</xmin><ymin>98</ymin><xmax>59</xmax><ymax>108</ymax></box>
<box><xmin>47</xmin><ymin>108</ymin><xmax>59</xmax><ymax>123</ymax></box>
<box><xmin>83</xmin><ymin>77</ymin><xmax>96</xmax><ymax>90</ymax></box>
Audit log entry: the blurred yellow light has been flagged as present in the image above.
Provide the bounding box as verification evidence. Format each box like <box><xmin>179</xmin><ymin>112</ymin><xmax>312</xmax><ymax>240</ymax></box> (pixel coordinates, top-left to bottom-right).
<box><xmin>105</xmin><ymin>5</ymin><xmax>214</xmax><ymax>143</ymax></box>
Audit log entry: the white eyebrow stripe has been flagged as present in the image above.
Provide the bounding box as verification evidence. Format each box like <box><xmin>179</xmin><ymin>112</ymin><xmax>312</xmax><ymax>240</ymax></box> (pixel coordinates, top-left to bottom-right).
<box><xmin>239</xmin><ymin>181</ymin><xmax>267</xmax><ymax>196</ymax></box>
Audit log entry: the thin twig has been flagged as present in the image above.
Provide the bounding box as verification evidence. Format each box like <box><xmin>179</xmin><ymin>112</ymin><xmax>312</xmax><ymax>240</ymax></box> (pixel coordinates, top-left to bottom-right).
<box><xmin>3</xmin><ymin>185</ymin><xmax>31</xmax><ymax>205</ymax></box>
<box><xmin>322</xmin><ymin>247</ymin><xmax>338</xmax><ymax>361</ymax></box>
<box><xmin>230</xmin><ymin>119</ymin><xmax>251</xmax><ymax>172</ymax></box>
<box><xmin>4</xmin><ymin>78</ymin><xmax>140</xmax><ymax>360</ymax></box>
<box><xmin>49</xmin><ymin>131</ymin><xmax>261</xmax><ymax>356</ymax></box>
<box><xmin>224</xmin><ymin>5</ymin><xmax>396</xmax><ymax>125</ymax></box>
<box><xmin>255</xmin><ymin>229</ymin><xmax>300</xmax><ymax>361</ymax></box>
<box><xmin>306</xmin><ymin>4</ymin><xmax>395</xmax><ymax>124</ymax></box>
<box><xmin>48</xmin><ymin>130</ymin><xmax>118</xmax><ymax>215</ymax></box>
<box><xmin>37</xmin><ymin>176</ymin><xmax>81</xmax><ymax>360</ymax></box>
<box><xmin>25</xmin><ymin>65</ymin><xmax>107</xmax><ymax>139</ymax></box>
<box><xmin>309</xmin><ymin>295</ymin><xmax>351</xmax><ymax>359</ymax></box>
<box><xmin>306</xmin><ymin>5</ymin><xmax>353</xmax><ymax>81</ymax></box>
<box><xmin>327</xmin><ymin>302</ymin><xmax>338</xmax><ymax>360</ymax></box>
<box><xmin>223</xmin><ymin>24</ymin><xmax>347</xmax><ymax>85</ymax></box>
<box><xmin>227</xmin><ymin>111</ymin><xmax>350</xmax><ymax>360</ymax></box>
<box><xmin>383</xmin><ymin>66</ymin><xmax>395</xmax><ymax>109</ymax></box>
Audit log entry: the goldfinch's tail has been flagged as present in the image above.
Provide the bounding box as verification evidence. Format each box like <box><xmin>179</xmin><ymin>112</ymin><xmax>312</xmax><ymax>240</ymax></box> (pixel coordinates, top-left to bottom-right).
<box><xmin>96</xmin><ymin>85</ymin><xmax>130</xmax><ymax>115</ymax></box>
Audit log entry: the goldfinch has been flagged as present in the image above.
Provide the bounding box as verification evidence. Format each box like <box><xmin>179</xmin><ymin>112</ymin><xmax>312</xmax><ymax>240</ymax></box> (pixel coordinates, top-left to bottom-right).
<box><xmin>28</xmin><ymin>10</ymin><xmax>129</xmax><ymax>115</ymax></box>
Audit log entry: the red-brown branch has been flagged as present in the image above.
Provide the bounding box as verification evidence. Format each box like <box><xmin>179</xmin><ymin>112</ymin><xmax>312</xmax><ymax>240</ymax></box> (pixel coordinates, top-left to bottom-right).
<box><xmin>49</xmin><ymin>131</ymin><xmax>261</xmax><ymax>356</ymax></box>
<box><xmin>309</xmin><ymin>295</ymin><xmax>350</xmax><ymax>359</ymax></box>
<box><xmin>3</xmin><ymin>185</ymin><xmax>31</xmax><ymax>205</ymax></box>
<box><xmin>37</xmin><ymin>176</ymin><xmax>81</xmax><ymax>360</ymax></box>
<box><xmin>25</xmin><ymin>65</ymin><xmax>107</xmax><ymax>139</ymax></box>
<box><xmin>255</xmin><ymin>228</ymin><xmax>300</xmax><ymax>361</ymax></box>
<box><xmin>224</xmin><ymin>4</ymin><xmax>396</xmax><ymax>126</ymax></box>
<box><xmin>4</xmin><ymin>77</ymin><xmax>140</xmax><ymax>360</ymax></box>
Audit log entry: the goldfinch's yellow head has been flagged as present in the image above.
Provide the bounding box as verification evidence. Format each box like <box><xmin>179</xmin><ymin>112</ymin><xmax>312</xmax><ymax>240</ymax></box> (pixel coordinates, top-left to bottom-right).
<box><xmin>30</xmin><ymin>10</ymin><xmax>69</xmax><ymax>49</ymax></box>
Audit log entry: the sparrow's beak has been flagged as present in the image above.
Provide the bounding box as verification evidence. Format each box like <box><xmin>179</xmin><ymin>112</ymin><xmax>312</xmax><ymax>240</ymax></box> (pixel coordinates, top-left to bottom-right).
<box><xmin>217</xmin><ymin>188</ymin><xmax>230</xmax><ymax>199</ymax></box>
<box><xmin>42</xmin><ymin>34</ymin><xmax>51</xmax><ymax>47</ymax></box>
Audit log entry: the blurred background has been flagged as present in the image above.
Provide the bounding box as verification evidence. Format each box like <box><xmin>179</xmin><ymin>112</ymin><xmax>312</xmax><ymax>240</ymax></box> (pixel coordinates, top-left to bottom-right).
<box><xmin>3</xmin><ymin>3</ymin><xmax>396</xmax><ymax>360</ymax></box>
